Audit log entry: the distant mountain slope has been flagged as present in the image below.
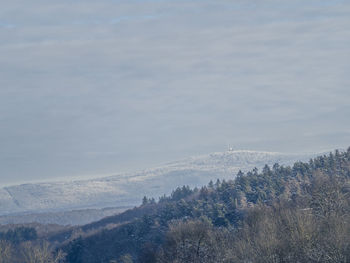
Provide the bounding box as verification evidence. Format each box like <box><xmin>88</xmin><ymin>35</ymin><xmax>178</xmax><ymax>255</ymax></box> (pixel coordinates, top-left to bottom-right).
<box><xmin>0</xmin><ymin>150</ymin><xmax>318</xmax><ymax>220</ymax></box>
<box><xmin>0</xmin><ymin>207</ymin><xmax>129</xmax><ymax>226</ymax></box>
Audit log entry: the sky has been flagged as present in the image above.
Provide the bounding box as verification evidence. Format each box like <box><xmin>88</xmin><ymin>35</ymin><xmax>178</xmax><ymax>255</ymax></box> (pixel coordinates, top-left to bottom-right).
<box><xmin>0</xmin><ymin>0</ymin><xmax>349</xmax><ymax>186</ymax></box>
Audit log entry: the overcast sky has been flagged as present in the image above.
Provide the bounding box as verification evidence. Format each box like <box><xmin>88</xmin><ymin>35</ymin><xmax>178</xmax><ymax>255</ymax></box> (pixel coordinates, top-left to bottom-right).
<box><xmin>0</xmin><ymin>0</ymin><xmax>349</xmax><ymax>186</ymax></box>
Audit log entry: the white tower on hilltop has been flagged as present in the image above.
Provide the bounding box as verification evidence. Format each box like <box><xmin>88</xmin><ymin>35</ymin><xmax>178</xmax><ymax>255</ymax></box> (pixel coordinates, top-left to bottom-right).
<box><xmin>228</xmin><ymin>144</ymin><xmax>234</xmax><ymax>152</ymax></box>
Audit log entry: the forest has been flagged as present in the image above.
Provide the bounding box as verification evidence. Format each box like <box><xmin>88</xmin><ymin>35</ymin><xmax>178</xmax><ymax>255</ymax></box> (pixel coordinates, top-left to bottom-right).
<box><xmin>0</xmin><ymin>147</ymin><xmax>349</xmax><ymax>263</ymax></box>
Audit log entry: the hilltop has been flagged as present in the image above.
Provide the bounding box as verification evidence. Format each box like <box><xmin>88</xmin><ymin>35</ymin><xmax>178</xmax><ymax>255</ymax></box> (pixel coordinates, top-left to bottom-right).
<box><xmin>0</xmin><ymin>150</ymin><xmax>317</xmax><ymax>225</ymax></box>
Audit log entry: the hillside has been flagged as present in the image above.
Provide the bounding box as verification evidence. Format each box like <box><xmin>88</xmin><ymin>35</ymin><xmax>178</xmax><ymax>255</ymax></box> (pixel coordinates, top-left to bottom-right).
<box><xmin>55</xmin><ymin>148</ymin><xmax>350</xmax><ymax>263</ymax></box>
<box><xmin>0</xmin><ymin>150</ymin><xmax>316</xmax><ymax>224</ymax></box>
<box><xmin>0</xmin><ymin>148</ymin><xmax>348</xmax><ymax>262</ymax></box>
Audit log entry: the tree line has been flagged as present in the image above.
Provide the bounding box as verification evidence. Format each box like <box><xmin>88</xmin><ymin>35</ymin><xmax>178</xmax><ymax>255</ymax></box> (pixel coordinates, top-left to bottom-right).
<box><xmin>62</xmin><ymin>147</ymin><xmax>350</xmax><ymax>262</ymax></box>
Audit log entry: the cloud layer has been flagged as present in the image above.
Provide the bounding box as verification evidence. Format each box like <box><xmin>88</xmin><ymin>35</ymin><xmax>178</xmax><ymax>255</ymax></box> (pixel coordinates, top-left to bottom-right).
<box><xmin>1</xmin><ymin>0</ymin><xmax>349</xmax><ymax>185</ymax></box>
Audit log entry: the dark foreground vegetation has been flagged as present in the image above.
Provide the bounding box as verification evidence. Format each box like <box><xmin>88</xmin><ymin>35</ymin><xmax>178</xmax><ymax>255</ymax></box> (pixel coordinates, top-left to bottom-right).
<box><xmin>1</xmin><ymin>148</ymin><xmax>350</xmax><ymax>263</ymax></box>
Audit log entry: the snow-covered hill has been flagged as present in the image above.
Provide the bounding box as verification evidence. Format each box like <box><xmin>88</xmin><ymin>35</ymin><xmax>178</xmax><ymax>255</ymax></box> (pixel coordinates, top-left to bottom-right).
<box><xmin>0</xmin><ymin>150</ymin><xmax>318</xmax><ymax>220</ymax></box>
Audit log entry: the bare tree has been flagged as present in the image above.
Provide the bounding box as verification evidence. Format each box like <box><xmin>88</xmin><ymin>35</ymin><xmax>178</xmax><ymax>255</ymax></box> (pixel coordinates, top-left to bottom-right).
<box><xmin>158</xmin><ymin>219</ymin><xmax>224</xmax><ymax>263</ymax></box>
<box><xmin>21</xmin><ymin>241</ymin><xmax>65</xmax><ymax>263</ymax></box>
<box><xmin>0</xmin><ymin>240</ymin><xmax>13</xmax><ymax>263</ymax></box>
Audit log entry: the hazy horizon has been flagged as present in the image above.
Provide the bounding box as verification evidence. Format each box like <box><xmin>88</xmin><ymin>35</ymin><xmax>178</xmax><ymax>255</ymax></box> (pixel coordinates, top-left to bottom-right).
<box><xmin>0</xmin><ymin>148</ymin><xmax>333</xmax><ymax>188</ymax></box>
<box><xmin>1</xmin><ymin>0</ymin><xmax>349</xmax><ymax>186</ymax></box>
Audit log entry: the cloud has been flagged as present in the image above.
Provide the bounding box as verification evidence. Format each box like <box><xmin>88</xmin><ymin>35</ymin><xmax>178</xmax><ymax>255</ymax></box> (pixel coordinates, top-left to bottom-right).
<box><xmin>0</xmin><ymin>0</ymin><xmax>349</xmax><ymax>185</ymax></box>
<box><xmin>0</xmin><ymin>21</ymin><xmax>15</xmax><ymax>28</ymax></box>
